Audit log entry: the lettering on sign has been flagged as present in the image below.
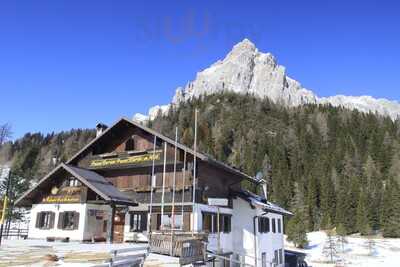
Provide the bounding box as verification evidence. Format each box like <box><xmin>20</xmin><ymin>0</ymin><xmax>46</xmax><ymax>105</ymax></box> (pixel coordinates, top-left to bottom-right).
<box><xmin>42</xmin><ymin>186</ymin><xmax>87</xmax><ymax>204</ymax></box>
<box><xmin>89</xmin><ymin>151</ymin><xmax>162</xmax><ymax>168</ymax></box>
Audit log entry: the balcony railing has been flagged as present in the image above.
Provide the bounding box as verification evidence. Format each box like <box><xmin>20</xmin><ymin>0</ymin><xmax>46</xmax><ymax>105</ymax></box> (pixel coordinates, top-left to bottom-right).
<box><xmin>149</xmin><ymin>231</ymin><xmax>207</xmax><ymax>265</ymax></box>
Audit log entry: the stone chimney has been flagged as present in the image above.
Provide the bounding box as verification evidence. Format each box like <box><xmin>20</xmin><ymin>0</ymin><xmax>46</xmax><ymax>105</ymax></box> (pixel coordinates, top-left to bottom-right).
<box><xmin>96</xmin><ymin>123</ymin><xmax>108</xmax><ymax>137</ymax></box>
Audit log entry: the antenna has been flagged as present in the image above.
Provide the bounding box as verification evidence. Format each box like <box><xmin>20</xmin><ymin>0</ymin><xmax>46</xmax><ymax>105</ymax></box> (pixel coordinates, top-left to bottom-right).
<box><xmin>255</xmin><ymin>171</ymin><xmax>263</xmax><ymax>181</ymax></box>
<box><xmin>256</xmin><ymin>171</ymin><xmax>268</xmax><ymax>200</ymax></box>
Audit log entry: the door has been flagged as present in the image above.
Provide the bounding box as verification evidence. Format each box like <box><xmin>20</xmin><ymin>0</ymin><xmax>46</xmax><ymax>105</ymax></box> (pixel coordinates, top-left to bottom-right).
<box><xmin>113</xmin><ymin>212</ymin><xmax>125</xmax><ymax>243</ymax></box>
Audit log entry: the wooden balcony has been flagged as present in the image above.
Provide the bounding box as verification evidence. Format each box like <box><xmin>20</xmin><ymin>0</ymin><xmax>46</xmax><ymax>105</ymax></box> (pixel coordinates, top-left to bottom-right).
<box><xmin>149</xmin><ymin>231</ymin><xmax>208</xmax><ymax>265</ymax></box>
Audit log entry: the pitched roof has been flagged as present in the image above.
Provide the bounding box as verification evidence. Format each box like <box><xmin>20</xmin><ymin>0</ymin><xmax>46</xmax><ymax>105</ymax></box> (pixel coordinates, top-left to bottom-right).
<box><xmin>232</xmin><ymin>189</ymin><xmax>293</xmax><ymax>216</ymax></box>
<box><xmin>15</xmin><ymin>163</ymin><xmax>136</xmax><ymax>207</ymax></box>
<box><xmin>67</xmin><ymin>117</ymin><xmax>259</xmax><ymax>183</ymax></box>
<box><xmin>65</xmin><ymin>164</ymin><xmax>136</xmax><ymax>205</ymax></box>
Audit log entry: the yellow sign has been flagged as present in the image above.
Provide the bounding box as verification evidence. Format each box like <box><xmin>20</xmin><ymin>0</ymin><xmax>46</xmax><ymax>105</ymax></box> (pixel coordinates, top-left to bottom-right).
<box><xmin>42</xmin><ymin>195</ymin><xmax>81</xmax><ymax>203</ymax></box>
<box><xmin>42</xmin><ymin>187</ymin><xmax>86</xmax><ymax>204</ymax></box>
<box><xmin>90</xmin><ymin>152</ymin><xmax>161</xmax><ymax>168</ymax></box>
<box><xmin>0</xmin><ymin>196</ymin><xmax>8</xmax><ymax>224</ymax></box>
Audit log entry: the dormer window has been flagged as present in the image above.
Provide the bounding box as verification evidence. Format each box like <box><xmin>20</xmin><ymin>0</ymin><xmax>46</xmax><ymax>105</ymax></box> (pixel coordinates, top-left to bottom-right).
<box><xmin>125</xmin><ymin>136</ymin><xmax>135</xmax><ymax>151</ymax></box>
<box><xmin>65</xmin><ymin>177</ymin><xmax>81</xmax><ymax>187</ymax></box>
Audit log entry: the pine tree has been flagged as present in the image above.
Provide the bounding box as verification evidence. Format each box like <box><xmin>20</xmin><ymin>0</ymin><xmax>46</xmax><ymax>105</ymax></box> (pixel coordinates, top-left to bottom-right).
<box><xmin>323</xmin><ymin>230</ymin><xmax>338</xmax><ymax>263</ymax></box>
<box><xmin>336</xmin><ymin>223</ymin><xmax>348</xmax><ymax>254</ymax></box>
<box><xmin>382</xmin><ymin>178</ymin><xmax>400</xmax><ymax>238</ymax></box>
<box><xmin>286</xmin><ymin>212</ymin><xmax>309</xmax><ymax>248</ymax></box>
<box><xmin>356</xmin><ymin>188</ymin><xmax>370</xmax><ymax>235</ymax></box>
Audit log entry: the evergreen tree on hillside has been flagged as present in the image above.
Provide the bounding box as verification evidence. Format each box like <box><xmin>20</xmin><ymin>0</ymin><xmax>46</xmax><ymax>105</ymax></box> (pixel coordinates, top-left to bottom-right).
<box><xmin>286</xmin><ymin>212</ymin><xmax>309</xmax><ymax>248</ymax></box>
<box><xmin>4</xmin><ymin>93</ymin><xmax>400</xmax><ymax>234</ymax></box>
<box><xmin>356</xmin><ymin>188</ymin><xmax>371</xmax><ymax>235</ymax></box>
<box><xmin>382</xmin><ymin>178</ymin><xmax>400</xmax><ymax>238</ymax></box>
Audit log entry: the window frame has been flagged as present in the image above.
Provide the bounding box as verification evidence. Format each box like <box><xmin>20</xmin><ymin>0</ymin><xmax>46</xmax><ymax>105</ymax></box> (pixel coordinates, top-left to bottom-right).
<box><xmin>130</xmin><ymin>211</ymin><xmax>148</xmax><ymax>232</ymax></box>
<box><xmin>277</xmin><ymin>218</ymin><xmax>282</xmax><ymax>233</ymax></box>
<box><xmin>279</xmin><ymin>248</ymin><xmax>283</xmax><ymax>264</ymax></box>
<box><xmin>258</xmin><ymin>217</ymin><xmax>270</xmax><ymax>233</ymax></box>
<box><xmin>272</xmin><ymin>218</ymin><xmax>276</xmax><ymax>233</ymax></box>
<box><xmin>58</xmin><ymin>211</ymin><xmax>80</xmax><ymax>230</ymax></box>
<box><xmin>125</xmin><ymin>136</ymin><xmax>136</xmax><ymax>151</ymax></box>
<box><xmin>36</xmin><ymin>211</ymin><xmax>55</xmax><ymax>230</ymax></box>
<box><xmin>202</xmin><ymin>212</ymin><xmax>231</xmax><ymax>234</ymax></box>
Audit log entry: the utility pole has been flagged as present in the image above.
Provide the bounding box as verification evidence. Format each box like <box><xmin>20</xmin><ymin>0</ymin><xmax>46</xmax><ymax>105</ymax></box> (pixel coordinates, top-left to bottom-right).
<box><xmin>0</xmin><ymin>169</ymin><xmax>12</xmax><ymax>246</ymax></box>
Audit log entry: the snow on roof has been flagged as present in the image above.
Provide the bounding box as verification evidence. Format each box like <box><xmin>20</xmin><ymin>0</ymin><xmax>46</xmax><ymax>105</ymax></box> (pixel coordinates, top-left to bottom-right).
<box><xmin>233</xmin><ymin>189</ymin><xmax>293</xmax><ymax>216</ymax></box>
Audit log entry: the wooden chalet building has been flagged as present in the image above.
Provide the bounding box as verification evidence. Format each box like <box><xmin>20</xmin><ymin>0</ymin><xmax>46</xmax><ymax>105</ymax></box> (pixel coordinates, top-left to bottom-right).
<box><xmin>16</xmin><ymin>118</ymin><xmax>292</xmax><ymax>267</ymax></box>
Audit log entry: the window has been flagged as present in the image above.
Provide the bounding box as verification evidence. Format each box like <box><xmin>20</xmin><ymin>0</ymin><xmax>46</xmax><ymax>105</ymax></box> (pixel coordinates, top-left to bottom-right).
<box><xmin>35</xmin><ymin>211</ymin><xmax>55</xmax><ymax>229</ymax></box>
<box><xmin>103</xmin><ymin>220</ymin><xmax>108</xmax><ymax>232</ymax></box>
<box><xmin>64</xmin><ymin>177</ymin><xmax>81</xmax><ymax>187</ymax></box>
<box><xmin>258</xmin><ymin>217</ymin><xmax>270</xmax><ymax>233</ymax></box>
<box><xmin>202</xmin><ymin>213</ymin><xmax>231</xmax><ymax>233</ymax></box>
<box><xmin>272</xmin><ymin>218</ymin><xmax>276</xmax><ymax>233</ymax></box>
<box><xmin>222</xmin><ymin>215</ymin><xmax>231</xmax><ymax>233</ymax></box>
<box><xmin>261</xmin><ymin>252</ymin><xmax>267</xmax><ymax>267</ymax></box>
<box><xmin>58</xmin><ymin>211</ymin><xmax>80</xmax><ymax>230</ymax></box>
<box><xmin>203</xmin><ymin>213</ymin><xmax>212</xmax><ymax>232</ymax></box>
<box><xmin>279</xmin><ymin>249</ymin><xmax>283</xmax><ymax>264</ymax></box>
<box><xmin>274</xmin><ymin>250</ymin><xmax>279</xmax><ymax>265</ymax></box>
<box><xmin>277</xmin><ymin>218</ymin><xmax>282</xmax><ymax>233</ymax></box>
<box><xmin>161</xmin><ymin>214</ymin><xmax>182</xmax><ymax>230</ymax></box>
<box><xmin>130</xmin><ymin>212</ymin><xmax>148</xmax><ymax>232</ymax></box>
<box><xmin>125</xmin><ymin>136</ymin><xmax>135</xmax><ymax>151</ymax></box>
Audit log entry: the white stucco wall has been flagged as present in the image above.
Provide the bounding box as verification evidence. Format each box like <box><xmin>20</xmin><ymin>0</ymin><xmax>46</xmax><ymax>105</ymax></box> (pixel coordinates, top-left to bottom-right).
<box><xmin>231</xmin><ymin>198</ymin><xmax>285</xmax><ymax>267</ymax></box>
<box><xmin>83</xmin><ymin>204</ymin><xmax>112</xmax><ymax>241</ymax></box>
<box><xmin>193</xmin><ymin>203</ymin><xmax>233</xmax><ymax>253</ymax></box>
<box><xmin>257</xmin><ymin>212</ymin><xmax>285</xmax><ymax>267</ymax></box>
<box><xmin>28</xmin><ymin>203</ymin><xmax>111</xmax><ymax>241</ymax></box>
<box><xmin>123</xmin><ymin>204</ymin><xmax>148</xmax><ymax>242</ymax></box>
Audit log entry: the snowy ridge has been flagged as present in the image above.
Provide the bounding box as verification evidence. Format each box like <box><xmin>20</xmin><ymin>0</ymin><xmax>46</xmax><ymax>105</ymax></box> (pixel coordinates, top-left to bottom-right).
<box><xmin>134</xmin><ymin>39</ymin><xmax>400</xmax><ymax>122</ymax></box>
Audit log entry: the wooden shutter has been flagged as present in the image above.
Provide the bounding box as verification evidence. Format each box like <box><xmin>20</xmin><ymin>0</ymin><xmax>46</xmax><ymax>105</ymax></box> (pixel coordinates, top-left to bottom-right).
<box><xmin>140</xmin><ymin>212</ymin><xmax>148</xmax><ymax>231</ymax></box>
<box><xmin>58</xmin><ymin>212</ymin><xmax>64</xmax><ymax>229</ymax></box>
<box><xmin>183</xmin><ymin>212</ymin><xmax>191</xmax><ymax>232</ymax></box>
<box><xmin>35</xmin><ymin>212</ymin><xmax>42</xmax><ymax>228</ymax></box>
<box><xmin>49</xmin><ymin>212</ymin><xmax>55</xmax><ymax>229</ymax></box>
<box><xmin>73</xmin><ymin>212</ymin><xmax>80</xmax><ymax>230</ymax></box>
<box><xmin>150</xmin><ymin>213</ymin><xmax>158</xmax><ymax>231</ymax></box>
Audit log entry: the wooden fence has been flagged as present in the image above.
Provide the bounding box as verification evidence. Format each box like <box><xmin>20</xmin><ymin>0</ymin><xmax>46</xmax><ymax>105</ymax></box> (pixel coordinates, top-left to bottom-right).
<box><xmin>0</xmin><ymin>228</ymin><xmax>28</xmax><ymax>239</ymax></box>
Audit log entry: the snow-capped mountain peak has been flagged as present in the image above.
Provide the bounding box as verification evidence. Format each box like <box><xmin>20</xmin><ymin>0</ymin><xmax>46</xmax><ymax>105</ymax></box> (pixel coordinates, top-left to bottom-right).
<box><xmin>134</xmin><ymin>39</ymin><xmax>400</xmax><ymax>122</ymax></box>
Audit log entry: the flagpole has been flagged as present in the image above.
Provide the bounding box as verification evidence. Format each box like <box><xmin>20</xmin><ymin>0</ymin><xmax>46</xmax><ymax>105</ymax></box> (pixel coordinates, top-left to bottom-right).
<box><xmin>192</xmin><ymin>109</ymin><xmax>198</xmax><ymax>235</ymax></box>
<box><xmin>181</xmin><ymin>150</ymin><xmax>187</xmax><ymax>231</ymax></box>
<box><xmin>160</xmin><ymin>142</ymin><xmax>167</xmax><ymax>231</ymax></box>
<box><xmin>170</xmin><ymin>127</ymin><xmax>178</xmax><ymax>254</ymax></box>
<box><xmin>0</xmin><ymin>169</ymin><xmax>12</xmax><ymax>246</ymax></box>
<box><xmin>148</xmin><ymin>135</ymin><xmax>157</xmax><ymax>235</ymax></box>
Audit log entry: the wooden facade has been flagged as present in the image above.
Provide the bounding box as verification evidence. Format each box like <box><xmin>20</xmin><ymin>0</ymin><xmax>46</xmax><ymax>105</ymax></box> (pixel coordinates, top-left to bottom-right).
<box><xmin>17</xmin><ymin>118</ymin><xmax>258</xmax><ymax>247</ymax></box>
<box><xmin>68</xmin><ymin>119</ymin><xmax>247</xmax><ymax>208</ymax></box>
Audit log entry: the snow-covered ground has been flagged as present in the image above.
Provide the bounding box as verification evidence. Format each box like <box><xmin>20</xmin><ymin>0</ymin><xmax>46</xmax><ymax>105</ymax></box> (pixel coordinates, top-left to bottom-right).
<box><xmin>285</xmin><ymin>231</ymin><xmax>400</xmax><ymax>267</ymax></box>
<box><xmin>0</xmin><ymin>239</ymin><xmax>178</xmax><ymax>267</ymax></box>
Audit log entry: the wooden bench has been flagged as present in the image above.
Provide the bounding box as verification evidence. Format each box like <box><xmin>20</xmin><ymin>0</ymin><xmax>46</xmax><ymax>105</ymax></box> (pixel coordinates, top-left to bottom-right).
<box><xmin>93</xmin><ymin>246</ymin><xmax>149</xmax><ymax>267</ymax></box>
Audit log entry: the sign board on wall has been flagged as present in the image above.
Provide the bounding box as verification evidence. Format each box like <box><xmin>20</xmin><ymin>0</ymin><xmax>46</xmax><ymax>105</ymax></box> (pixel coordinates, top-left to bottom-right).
<box><xmin>89</xmin><ymin>151</ymin><xmax>162</xmax><ymax>169</ymax></box>
<box><xmin>41</xmin><ymin>186</ymin><xmax>87</xmax><ymax>204</ymax></box>
<box><xmin>207</xmin><ymin>198</ymin><xmax>229</xmax><ymax>207</ymax></box>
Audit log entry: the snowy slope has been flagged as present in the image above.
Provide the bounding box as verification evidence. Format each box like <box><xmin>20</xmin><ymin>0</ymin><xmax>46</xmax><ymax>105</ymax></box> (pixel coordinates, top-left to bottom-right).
<box><xmin>285</xmin><ymin>231</ymin><xmax>400</xmax><ymax>267</ymax></box>
<box><xmin>134</xmin><ymin>39</ymin><xmax>400</xmax><ymax>122</ymax></box>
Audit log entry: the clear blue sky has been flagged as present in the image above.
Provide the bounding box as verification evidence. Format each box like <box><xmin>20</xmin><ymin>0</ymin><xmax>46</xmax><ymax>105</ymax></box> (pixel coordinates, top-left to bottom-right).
<box><xmin>1</xmin><ymin>0</ymin><xmax>400</xmax><ymax>139</ymax></box>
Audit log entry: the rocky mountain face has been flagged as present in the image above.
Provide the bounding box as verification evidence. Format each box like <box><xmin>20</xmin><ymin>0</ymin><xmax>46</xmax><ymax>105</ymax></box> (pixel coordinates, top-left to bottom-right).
<box><xmin>134</xmin><ymin>39</ymin><xmax>400</xmax><ymax>121</ymax></box>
